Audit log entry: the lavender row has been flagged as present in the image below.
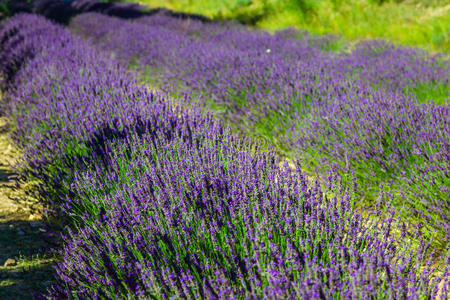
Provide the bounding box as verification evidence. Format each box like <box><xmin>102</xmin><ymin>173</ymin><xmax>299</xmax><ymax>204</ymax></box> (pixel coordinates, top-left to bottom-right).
<box><xmin>70</xmin><ymin>12</ymin><xmax>448</xmax><ymax>92</ymax></box>
<box><xmin>68</xmin><ymin>12</ymin><xmax>450</xmax><ymax>244</ymax></box>
<box><xmin>1</xmin><ymin>14</ymin><xmax>449</xmax><ymax>298</ymax></box>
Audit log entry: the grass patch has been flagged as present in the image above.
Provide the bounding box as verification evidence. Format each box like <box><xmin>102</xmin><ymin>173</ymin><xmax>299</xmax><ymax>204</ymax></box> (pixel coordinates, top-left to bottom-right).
<box><xmin>134</xmin><ymin>0</ymin><xmax>449</xmax><ymax>52</ymax></box>
<box><xmin>16</xmin><ymin>254</ymin><xmax>55</xmax><ymax>270</ymax></box>
<box><xmin>406</xmin><ymin>82</ymin><xmax>449</xmax><ymax>105</ymax></box>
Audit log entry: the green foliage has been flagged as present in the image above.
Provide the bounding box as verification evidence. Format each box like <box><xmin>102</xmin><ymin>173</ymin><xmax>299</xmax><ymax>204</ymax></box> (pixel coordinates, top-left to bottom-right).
<box><xmin>0</xmin><ymin>0</ymin><xmax>32</xmax><ymax>18</ymax></box>
<box><xmin>407</xmin><ymin>82</ymin><xmax>450</xmax><ymax>105</ymax></box>
<box><xmin>134</xmin><ymin>0</ymin><xmax>450</xmax><ymax>52</ymax></box>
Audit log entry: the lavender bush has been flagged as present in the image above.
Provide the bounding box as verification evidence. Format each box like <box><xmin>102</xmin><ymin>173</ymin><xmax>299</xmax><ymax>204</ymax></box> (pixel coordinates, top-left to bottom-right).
<box><xmin>68</xmin><ymin>12</ymin><xmax>450</xmax><ymax>248</ymax></box>
<box><xmin>0</xmin><ymin>12</ymin><xmax>448</xmax><ymax>299</ymax></box>
<box><xmin>48</xmin><ymin>115</ymin><xmax>448</xmax><ymax>298</ymax></box>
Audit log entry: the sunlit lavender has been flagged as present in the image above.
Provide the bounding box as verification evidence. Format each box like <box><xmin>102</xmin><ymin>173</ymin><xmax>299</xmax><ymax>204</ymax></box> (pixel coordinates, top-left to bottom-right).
<box><xmin>0</xmin><ymin>2</ymin><xmax>448</xmax><ymax>299</ymax></box>
<box><xmin>70</xmin><ymin>11</ymin><xmax>450</xmax><ymax>245</ymax></box>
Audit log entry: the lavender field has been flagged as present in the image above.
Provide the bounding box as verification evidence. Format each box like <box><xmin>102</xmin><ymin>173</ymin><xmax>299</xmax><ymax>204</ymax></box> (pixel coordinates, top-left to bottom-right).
<box><xmin>0</xmin><ymin>1</ymin><xmax>449</xmax><ymax>299</ymax></box>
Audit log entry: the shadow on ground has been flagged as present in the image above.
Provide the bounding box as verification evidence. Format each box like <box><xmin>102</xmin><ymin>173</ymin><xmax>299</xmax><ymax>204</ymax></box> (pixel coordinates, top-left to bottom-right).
<box><xmin>0</xmin><ymin>0</ymin><xmax>212</xmax><ymax>23</ymax></box>
<box><xmin>0</xmin><ymin>115</ymin><xmax>56</xmax><ymax>299</ymax></box>
<box><xmin>0</xmin><ymin>168</ymin><xmax>15</xmax><ymax>184</ymax></box>
<box><xmin>0</xmin><ymin>219</ymin><xmax>56</xmax><ymax>299</ymax></box>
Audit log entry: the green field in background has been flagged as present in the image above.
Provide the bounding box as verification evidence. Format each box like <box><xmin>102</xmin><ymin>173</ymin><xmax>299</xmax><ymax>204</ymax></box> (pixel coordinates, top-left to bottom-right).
<box><xmin>135</xmin><ymin>0</ymin><xmax>449</xmax><ymax>53</ymax></box>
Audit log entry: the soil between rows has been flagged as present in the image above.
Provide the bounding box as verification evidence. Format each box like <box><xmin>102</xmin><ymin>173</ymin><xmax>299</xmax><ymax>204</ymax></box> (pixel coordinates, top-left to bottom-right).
<box><xmin>0</xmin><ymin>116</ymin><xmax>55</xmax><ymax>299</ymax></box>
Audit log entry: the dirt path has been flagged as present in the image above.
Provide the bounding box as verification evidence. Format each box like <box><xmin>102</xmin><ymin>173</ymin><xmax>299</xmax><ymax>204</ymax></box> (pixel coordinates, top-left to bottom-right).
<box><xmin>0</xmin><ymin>116</ymin><xmax>55</xmax><ymax>299</ymax></box>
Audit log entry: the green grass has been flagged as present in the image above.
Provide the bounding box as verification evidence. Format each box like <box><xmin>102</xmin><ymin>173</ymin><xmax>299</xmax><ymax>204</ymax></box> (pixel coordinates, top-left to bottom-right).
<box><xmin>134</xmin><ymin>0</ymin><xmax>450</xmax><ymax>53</ymax></box>
<box><xmin>406</xmin><ymin>82</ymin><xmax>450</xmax><ymax>105</ymax></box>
<box><xmin>15</xmin><ymin>254</ymin><xmax>54</xmax><ymax>269</ymax></box>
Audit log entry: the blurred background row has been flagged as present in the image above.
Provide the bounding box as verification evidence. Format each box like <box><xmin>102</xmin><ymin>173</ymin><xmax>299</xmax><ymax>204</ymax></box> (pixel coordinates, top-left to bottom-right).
<box><xmin>0</xmin><ymin>0</ymin><xmax>448</xmax><ymax>52</ymax></box>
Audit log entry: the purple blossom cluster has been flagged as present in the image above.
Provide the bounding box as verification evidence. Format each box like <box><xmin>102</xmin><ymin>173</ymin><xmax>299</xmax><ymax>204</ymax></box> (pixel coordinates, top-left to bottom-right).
<box><xmin>68</xmin><ymin>12</ymin><xmax>450</xmax><ymax>245</ymax></box>
<box><xmin>0</xmin><ymin>13</ymin><xmax>449</xmax><ymax>299</ymax></box>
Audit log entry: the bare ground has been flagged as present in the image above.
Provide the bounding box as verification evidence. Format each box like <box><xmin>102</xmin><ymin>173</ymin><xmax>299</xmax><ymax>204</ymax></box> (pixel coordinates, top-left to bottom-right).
<box><xmin>0</xmin><ymin>116</ymin><xmax>55</xmax><ymax>299</ymax></box>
